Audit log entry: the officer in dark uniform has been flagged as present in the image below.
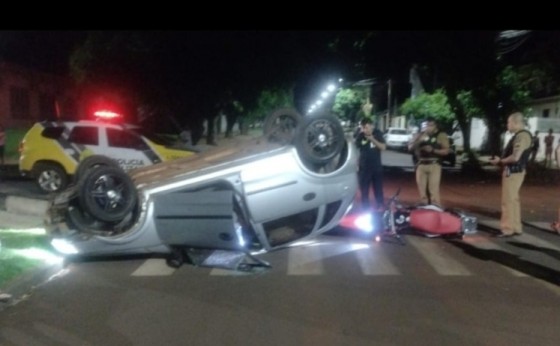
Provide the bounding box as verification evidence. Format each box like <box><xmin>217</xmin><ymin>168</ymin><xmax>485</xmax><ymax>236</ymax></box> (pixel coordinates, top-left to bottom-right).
<box><xmin>355</xmin><ymin>117</ymin><xmax>386</xmax><ymax>210</ymax></box>
<box><xmin>489</xmin><ymin>112</ymin><xmax>532</xmax><ymax>237</ymax></box>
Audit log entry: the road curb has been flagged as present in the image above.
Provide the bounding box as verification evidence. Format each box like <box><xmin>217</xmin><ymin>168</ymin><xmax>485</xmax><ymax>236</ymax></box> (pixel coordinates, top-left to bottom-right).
<box><xmin>0</xmin><ymin>193</ymin><xmax>50</xmax><ymax>217</ymax></box>
<box><xmin>0</xmin><ymin>262</ymin><xmax>64</xmax><ymax>311</ymax></box>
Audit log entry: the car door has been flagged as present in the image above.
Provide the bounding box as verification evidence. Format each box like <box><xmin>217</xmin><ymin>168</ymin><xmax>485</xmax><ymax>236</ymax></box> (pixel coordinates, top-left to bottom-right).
<box><xmin>67</xmin><ymin>125</ymin><xmax>100</xmax><ymax>162</ymax></box>
<box><xmin>103</xmin><ymin>127</ymin><xmax>161</xmax><ymax>171</ymax></box>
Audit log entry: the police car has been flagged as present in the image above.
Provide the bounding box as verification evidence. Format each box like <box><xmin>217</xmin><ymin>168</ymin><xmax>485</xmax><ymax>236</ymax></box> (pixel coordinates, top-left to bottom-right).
<box><xmin>19</xmin><ymin>111</ymin><xmax>195</xmax><ymax>193</ymax></box>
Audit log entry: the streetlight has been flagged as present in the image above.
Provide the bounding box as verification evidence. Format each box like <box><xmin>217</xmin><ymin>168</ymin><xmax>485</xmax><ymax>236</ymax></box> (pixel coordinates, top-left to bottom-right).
<box><xmin>307</xmin><ymin>79</ymin><xmax>344</xmax><ymax>115</ymax></box>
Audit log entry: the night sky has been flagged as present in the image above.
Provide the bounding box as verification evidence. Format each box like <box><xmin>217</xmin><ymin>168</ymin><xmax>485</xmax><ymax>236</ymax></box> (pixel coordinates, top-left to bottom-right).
<box><xmin>1</xmin><ymin>30</ymin><xmax>556</xmax><ymax>114</ymax></box>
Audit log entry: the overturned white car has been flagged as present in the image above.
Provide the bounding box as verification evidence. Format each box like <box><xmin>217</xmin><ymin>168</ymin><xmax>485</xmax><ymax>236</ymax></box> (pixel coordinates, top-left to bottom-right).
<box><xmin>45</xmin><ymin>110</ymin><xmax>358</xmax><ymax>270</ymax></box>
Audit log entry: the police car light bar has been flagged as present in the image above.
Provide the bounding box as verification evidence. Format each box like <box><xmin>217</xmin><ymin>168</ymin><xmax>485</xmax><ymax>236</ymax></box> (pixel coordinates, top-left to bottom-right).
<box><xmin>94</xmin><ymin>110</ymin><xmax>121</xmax><ymax>119</ymax></box>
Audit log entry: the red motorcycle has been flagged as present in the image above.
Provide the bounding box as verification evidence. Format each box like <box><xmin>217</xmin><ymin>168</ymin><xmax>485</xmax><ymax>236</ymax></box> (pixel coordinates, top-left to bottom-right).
<box><xmin>341</xmin><ymin>189</ymin><xmax>478</xmax><ymax>244</ymax></box>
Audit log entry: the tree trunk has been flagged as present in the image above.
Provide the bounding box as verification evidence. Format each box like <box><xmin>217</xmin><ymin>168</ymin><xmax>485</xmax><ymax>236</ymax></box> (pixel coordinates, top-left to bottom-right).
<box><xmin>239</xmin><ymin>116</ymin><xmax>249</xmax><ymax>135</ymax></box>
<box><xmin>225</xmin><ymin>113</ymin><xmax>237</xmax><ymax>138</ymax></box>
<box><xmin>206</xmin><ymin>113</ymin><xmax>217</xmax><ymax>145</ymax></box>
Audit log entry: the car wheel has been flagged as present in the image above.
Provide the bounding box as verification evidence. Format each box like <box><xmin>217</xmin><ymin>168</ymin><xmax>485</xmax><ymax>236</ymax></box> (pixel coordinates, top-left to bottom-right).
<box><xmin>74</xmin><ymin>155</ymin><xmax>120</xmax><ymax>184</ymax></box>
<box><xmin>263</xmin><ymin>108</ymin><xmax>303</xmax><ymax>145</ymax></box>
<box><xmin>294</xmin><ymin>113</ymin><xmax>345</xmax><ymax>165</ymax></box>
<box><xmin>78</xmin><ymin>166</ymin><xmax>138</xmax><ymax>223</ymax></box>
<box><xmin>34</xmin><ymin>162</ymin><xmax>68</xmax><ymax>193</ymax></box>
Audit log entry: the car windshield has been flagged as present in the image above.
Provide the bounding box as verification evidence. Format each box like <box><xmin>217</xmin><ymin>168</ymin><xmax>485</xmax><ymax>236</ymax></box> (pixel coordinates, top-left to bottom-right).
<box><xmin>390</xmin><ymin>129</ymin><xmax>407</xmax><ymax>135</ymax></box>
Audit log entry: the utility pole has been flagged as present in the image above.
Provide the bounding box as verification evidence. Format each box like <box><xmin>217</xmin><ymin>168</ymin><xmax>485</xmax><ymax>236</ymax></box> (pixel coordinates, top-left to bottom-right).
<box><xmin>387</xmin><ymin>79</ymin><xmax>392</xmax><ymax>128</ymax></box>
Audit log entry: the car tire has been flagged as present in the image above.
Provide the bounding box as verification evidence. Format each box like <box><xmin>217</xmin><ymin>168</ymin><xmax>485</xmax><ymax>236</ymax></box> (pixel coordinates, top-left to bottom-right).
<box><xmin>263</xmin><ymin>108</ymin><xmax>303</xmax><ymax>145</ymax></box>
<box><xmin>294</xmin><ymin>113</ymin><xmax>345</xmax><ymax>165</ymax></box>
<box><xmin>74</xmin><ymin>155</ymin><xmax>121</xmax><ymax>184</ymax></box>
<box><xmin>78</xmin><ymin>166</ymin><xmax>138</xmax><ymax>223</ymax></box>
<box><xmin>34</xmin><ymin>162</ymin><xmax>69</xmax><ymax>193</ymax></box>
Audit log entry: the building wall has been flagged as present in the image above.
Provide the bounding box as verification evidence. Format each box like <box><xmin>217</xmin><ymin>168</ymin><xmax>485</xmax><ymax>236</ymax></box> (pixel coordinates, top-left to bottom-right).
<box><xmin>0</xmin><ymin>61</ymin><xmax>80</xmax><ymax>129</ymax></box>
<box><xmin>528</xmin><ymin>95</ymin><xmax>560</xmax><ymax>120</ymax></box>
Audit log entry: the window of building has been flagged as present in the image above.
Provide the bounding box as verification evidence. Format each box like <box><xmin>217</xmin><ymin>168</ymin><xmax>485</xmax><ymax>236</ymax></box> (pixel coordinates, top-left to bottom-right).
<box><xmin>10</xmin><ymin>86</ymin><xmax>30</xmax><ymax>118</ymax></box>
<box><xmin>542</xmin><ymin>108</ymin><xmax>550</xmax><ymax>118</ymax></box>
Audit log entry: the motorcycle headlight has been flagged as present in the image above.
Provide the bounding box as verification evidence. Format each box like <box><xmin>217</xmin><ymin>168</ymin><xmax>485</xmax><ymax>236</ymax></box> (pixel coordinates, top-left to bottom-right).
<box><xmin>354</xmin><ymin>213</ymin><xmax>374</xmax><ymax>233</ymax></box>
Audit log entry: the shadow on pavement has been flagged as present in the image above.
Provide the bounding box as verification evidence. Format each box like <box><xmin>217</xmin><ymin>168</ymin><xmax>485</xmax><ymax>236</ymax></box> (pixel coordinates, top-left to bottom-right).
<box><xmin>0</xmin><ymin>164</ymin><xmax>30</xmax><ymax>181</ymax></box>
<box><xmin>509</xmin><ymin>242</ymin><xmax>560</xmax><ymax>262</ymax></box>
<box><xmin>450</xmin><ymin>240</ymin><xmax>560</xmax><ymax>286</ymax></box>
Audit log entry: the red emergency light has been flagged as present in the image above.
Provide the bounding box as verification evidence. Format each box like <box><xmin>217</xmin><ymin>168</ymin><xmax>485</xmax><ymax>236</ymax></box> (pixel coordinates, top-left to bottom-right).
<box><xmin>94</xmin><ymin>110</ymin><xmax>122</xmax><ymax>120</ymax></box>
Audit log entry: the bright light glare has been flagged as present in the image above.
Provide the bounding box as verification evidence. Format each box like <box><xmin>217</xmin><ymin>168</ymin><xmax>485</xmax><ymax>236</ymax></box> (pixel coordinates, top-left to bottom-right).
<box><xmin>327</xmin><ymin>84</ymin><xmax>336</xmax><ymax>92</ymax></box>
<box><xmin>51</xmin><ymin>238</ymin><xmax>79</xmax><ymax>255</ymax></box>
<box><xmin>0</xmin><ymin>228</ymin><xmax>46</xmax><ymax>235</ymax></box>
<box><xmin>350</xmin><ymin>243</ymin><xmax>370</xmax><ymax>251</ymax></box>
<box><xmin>235</xmin><ymin>224</ymin><xmax>246</xmax><ymax>248</ymax></box>
<box><xmin>94</xmin><ymin>110</ymin><xmax>121</xmax><ymax>119</ymax></box>
<box><xmin>289</xmin><ymin>240</ymin><xmax>317</xmax><ymax>247</ymax></box>
<box><xmin>321</xmin><ymin>91</ymin><xmax>328</xmax><ymax>98</ymax></box>
<box><xmin>12</xmin><ymin>248</ymin><xmax>63</xmax><ymax>265</ymax></box>
<box><xmin>354</xmin><ymin>213</ymin><xmax>374</xmax><ymax>233</ymax></box>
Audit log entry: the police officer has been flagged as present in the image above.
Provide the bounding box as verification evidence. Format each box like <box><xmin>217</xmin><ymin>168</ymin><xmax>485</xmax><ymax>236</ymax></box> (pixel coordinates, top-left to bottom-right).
<box><xmin>408</xmin><ymin>117</ymin><xmax>450</xmax><ymax>206</ymax></box>
<box><xmin>355</xmin><ymin>117</ymin><xmax>386</xmax><ymax>210</ymax></box>
<box><xmin>489</xmin><ymin>112</ymin><xmax>532</xmax><ymax>237</ymax></box>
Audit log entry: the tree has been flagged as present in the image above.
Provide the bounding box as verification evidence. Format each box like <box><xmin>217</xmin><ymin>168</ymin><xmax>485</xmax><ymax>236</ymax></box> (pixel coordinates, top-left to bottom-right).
<box><xmin>451</xmin><ymin>90</ymin><xmax>483</xmax><ymax>154</ymax></box>
<box><xmin>400</xmin><ymin>89</ymin><xmax>454</xmax><ymax>129</ymax></box>
<box><xmin>473</xmin><ymin>64</ymin><xmax>537</xmax><ymax>155</ymax></box>
<box><xmin>243</xmin><ymin>87</ymin><xmax>295</xmax><ymax>130</ymax></box>
<box><xmin>70</xmin><ymin>31</ymin><xmax>336</xmax><ymax>140</ymax></box>
<box><xmin>332</xmin><ymin>88</ymin><xmax>367</xmax><ymax>124</ymax></box>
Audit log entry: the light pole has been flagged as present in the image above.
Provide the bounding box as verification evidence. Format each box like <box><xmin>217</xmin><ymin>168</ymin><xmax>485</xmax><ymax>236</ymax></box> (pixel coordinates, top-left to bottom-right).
<box><xmin>387</xmin><ymin>78</ymin><xmax>392</xmax><ymax>128</ymax></box>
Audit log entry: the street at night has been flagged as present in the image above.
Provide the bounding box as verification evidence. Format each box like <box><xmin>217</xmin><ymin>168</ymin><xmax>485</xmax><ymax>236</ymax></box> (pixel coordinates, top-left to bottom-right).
<box><xmin>2</xmin><ymin>30</ymin><xmax>560</xmax><ymax>345</ymax></box>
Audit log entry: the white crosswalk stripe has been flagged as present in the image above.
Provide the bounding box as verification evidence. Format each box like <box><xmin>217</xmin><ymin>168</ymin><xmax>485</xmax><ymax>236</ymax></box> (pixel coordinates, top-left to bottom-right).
<box><xmin>354</xmin><ymin>245</ymin><xmax>400</xmax><ymax>275</ymax></box>
<box><xmin>407</xmin><ymin>236</ymin><xmax>472</xmax><ymax>276</ymax></box>
<box><xmin>129</xmin><ymin>227</ymin><xmax>559</xmax><ymax>279</ymax></box>
<box><xmin>287</xmin><ymin>243</ymin><xmax>324</xmax><ymax>275</ymax></box>
<box><xmin>461</xmin><ymin>233</ymin><xmax>528</xmax><ymax>277</ymax></box>
<box><xmin>131</xmin><ymin>259</ymin><xmax>176</xmax><ymax>276</ymax></box>
<box><xmin>517</xmin><ymin>232</ymin><xmax>560</xmax><ymax>252</ymax></box>
<box><xmin>210</xmin><ymin>268</ymin><xmax>254</xmax><ymax>276</ymax></box>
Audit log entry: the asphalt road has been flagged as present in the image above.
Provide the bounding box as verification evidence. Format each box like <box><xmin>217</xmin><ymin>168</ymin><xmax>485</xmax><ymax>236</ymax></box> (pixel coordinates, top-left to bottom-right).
<box><xmin>2</xmin><ymin>149</ymin><xmax>560</xmax><ymax>345</ymax></box>
<box><xmin>1</xmin><ymin>228</ymin><xmax>560</xmax><ymax>345</ymax></box>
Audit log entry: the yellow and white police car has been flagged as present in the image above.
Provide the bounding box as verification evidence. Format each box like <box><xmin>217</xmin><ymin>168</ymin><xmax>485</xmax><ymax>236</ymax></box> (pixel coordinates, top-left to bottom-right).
<box><xmin>19</xmin><ymin>112</ymin><xmax>195</xmax><ymax>193</ymax></box>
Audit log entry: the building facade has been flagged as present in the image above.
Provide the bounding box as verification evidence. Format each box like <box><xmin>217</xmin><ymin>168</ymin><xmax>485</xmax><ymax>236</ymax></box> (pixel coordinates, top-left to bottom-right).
<box><xmin>0</xmin><ymin>61</ymin><xmax>80</xmax><ymax>129</ymax></box>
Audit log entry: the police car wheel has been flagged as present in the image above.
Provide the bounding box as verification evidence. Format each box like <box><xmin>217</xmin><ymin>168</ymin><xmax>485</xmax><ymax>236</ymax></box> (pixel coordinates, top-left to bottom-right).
<box><xmin>78</xmin><ymin>166</ymin><xmax>138</xmax><ymax>223</ymax></box>
<box><xmin>74</xmin><ymin>155</ymin><xmax>120</xmax><ymax>184</ymax></box>
<box><xmin>34</xmin><ymin>162</ymin><xmax>68</xmax><ymax>193</ymax></box>
<box><xmin>294</xmin><ymin>113</ymin><xmax>345</xmax><ymax>166</ymax></box>
<box><xmin>263</xmin><ymin>108</ymin><xmax>303</xmax><ymax>145</ymax></box>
